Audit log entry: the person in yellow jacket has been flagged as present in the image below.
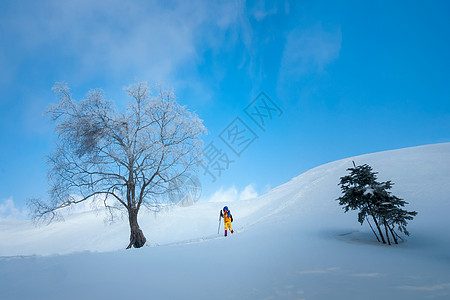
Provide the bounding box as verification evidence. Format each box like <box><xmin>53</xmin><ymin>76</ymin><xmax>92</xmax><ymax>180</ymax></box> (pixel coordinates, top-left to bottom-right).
<box><xmin>220</xmin><ymin>206</ymin><xmax>234</xmax><ymax>236</ymax></box>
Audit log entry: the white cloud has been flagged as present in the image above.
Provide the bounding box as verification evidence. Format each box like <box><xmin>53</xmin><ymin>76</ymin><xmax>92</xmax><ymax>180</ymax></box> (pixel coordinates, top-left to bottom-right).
<box><xmin>205</xmin><ymin>184</ymin><xmax>258</xmax><ymax>203</ymax></box>
<box><xmin>206</xmin><ymin>186</ymin><xmax>238</xmax><ymax>203</ymax></box>
<box><xmin>397</xmin><ymin>283</ymin><xmax>450</xmax><ymax>291</ymax></box>
<box><xmin>239</xmin><ymin>184</ymin><xmax>258</xmax><ymax>200</ymax></box>
<box><xmin>279</xmin><ymin>25</ymin><xmax>342</xmax><ymax>78</ymax></box>
<box><xmin>0</xmin><ymin>198</ymin><xmax>28</xmax><ymax>220</ymax></box>
<box><xmin>249</xmin><ymin>0</ymin><xmax>279</xmax><ymax>21</ymax></box>
<box><xmin>1</xmin><ymin>0</ymin><xmax>243</xmax><ymax>87</ymax></box>
<box><xmin>276</xmin><ymin>24</ymin><xmax>342</xmax><ymax>101</ymax></box>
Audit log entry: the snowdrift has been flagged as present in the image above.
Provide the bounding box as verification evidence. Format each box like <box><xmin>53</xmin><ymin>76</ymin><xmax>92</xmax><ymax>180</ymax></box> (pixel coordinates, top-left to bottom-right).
<box><xmin>1</xmin><ymin>143</ymin><xmax>449</xmax><ymax>299</ymax></box>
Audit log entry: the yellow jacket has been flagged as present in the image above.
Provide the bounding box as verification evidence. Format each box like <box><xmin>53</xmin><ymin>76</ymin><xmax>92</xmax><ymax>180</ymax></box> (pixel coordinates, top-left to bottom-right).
<box><xmin>222</xmin><ymin>210</ymin><xmax>232</xmax><ymax>223</ymax></box>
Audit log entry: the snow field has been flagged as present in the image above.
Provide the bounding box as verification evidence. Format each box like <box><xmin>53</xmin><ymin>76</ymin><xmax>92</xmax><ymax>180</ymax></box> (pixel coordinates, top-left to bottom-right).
<box><xmin>1</xmin><ymin>143</ymin><xmax>449</xmax><ymax>299</ymax></box>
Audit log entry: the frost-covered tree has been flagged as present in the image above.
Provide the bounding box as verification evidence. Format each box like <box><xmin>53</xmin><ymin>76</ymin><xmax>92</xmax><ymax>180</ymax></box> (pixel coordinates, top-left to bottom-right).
<box><xmin>337</xmin><ymin>163</ymin><xmax>417</xmax><ymax>245</ymax></box>
<box><xmin>28</xmin><ymin>81</ymin><xmax>206</xmax><ymax>249</ymax></box>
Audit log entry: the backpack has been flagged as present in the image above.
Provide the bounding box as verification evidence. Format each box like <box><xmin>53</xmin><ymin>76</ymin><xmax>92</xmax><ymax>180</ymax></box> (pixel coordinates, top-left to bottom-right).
<box><xmin>230</xmin><ymin>213</ymin><xmax>233</xmax><ymax>222</ymax></box>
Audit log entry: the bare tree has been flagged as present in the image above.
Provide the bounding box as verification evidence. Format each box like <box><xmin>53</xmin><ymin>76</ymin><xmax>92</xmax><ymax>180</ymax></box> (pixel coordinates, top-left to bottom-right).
<box><xmin>29</xmin><ymin>81</ymin><xmax>206</xmax><ymax>249</ymax></box>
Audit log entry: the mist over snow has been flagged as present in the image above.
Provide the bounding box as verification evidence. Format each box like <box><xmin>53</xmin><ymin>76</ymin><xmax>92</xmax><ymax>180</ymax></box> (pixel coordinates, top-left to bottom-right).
<box><xmin>0</xmin><ymin>143</ymin><xmax>449</xmax><ymax>299</ymax></box>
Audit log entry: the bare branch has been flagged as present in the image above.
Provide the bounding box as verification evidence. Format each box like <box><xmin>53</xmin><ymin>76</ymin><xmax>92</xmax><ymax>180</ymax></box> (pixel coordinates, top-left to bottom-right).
<box><xmin>29</xmin><ymin>81</ymin><xmax>206</xmax><ymax>249</ymax></box>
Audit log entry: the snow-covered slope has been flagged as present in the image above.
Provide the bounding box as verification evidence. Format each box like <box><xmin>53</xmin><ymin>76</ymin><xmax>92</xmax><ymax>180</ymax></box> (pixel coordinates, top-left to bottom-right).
<box><xmin>1</xmin><ymin>143</ymin><xmax>449</xmax><ymax>299</ymax></box>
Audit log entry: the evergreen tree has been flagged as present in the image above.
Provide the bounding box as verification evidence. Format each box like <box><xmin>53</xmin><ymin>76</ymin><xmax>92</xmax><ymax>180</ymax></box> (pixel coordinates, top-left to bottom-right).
<box><xmin>337</xmin><ymin>163</ymin><xmax>417</xmax><ymax>245</ymax></box>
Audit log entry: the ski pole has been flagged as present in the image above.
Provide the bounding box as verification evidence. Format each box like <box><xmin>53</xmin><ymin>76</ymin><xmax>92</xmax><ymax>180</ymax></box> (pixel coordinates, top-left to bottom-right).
<box><xmin>217</xmin><ymin>212</ymin><xmax>222</xmax><ymax>234</ymax></box>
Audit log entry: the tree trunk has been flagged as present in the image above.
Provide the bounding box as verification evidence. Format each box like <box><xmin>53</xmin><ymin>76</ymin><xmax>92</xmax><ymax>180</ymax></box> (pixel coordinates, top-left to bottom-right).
<box><xmin>387</xmin><ymin>224</ymin><xmax>399</xmax><ymax>244</ymax></box>
<box><xmin>126</xmin><ymin>208</ymin><xmax>146</xmax><ymax>249</ymax></box>
<box><xmin>384</xmin><ymin>220</ymin><xmax>391</xmax><ymax>245</ymax></box>
<box><xmin>371</xmin><ymin>214</ymin><xmax>386</xmax><ymax>244</ymax></box>
<box><xmin>366</xmin><ymin>217</ymin><xmax>380</xmax><ymax>243</ymax></box>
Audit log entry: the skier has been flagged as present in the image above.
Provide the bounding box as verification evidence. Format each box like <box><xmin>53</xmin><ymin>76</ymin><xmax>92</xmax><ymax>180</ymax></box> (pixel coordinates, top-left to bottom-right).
<box><xmin>220</xmin><ymin>206</ymin><xmax>234</xmax><ymax>237</ymax></box>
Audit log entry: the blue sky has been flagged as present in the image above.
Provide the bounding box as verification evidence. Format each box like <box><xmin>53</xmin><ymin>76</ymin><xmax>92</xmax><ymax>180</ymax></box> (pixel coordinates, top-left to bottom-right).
<box><xmin>0</xmin><ymin>0</ymin><xmax>449</xmax><ymax>214</ymax></box>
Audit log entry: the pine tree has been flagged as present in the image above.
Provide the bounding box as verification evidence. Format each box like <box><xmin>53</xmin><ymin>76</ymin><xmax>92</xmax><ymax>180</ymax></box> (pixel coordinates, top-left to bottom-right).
<box><xmin>337</xmin><ymin>163</ymin><xmax>417</xmax><ymax>245</ymax></box>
